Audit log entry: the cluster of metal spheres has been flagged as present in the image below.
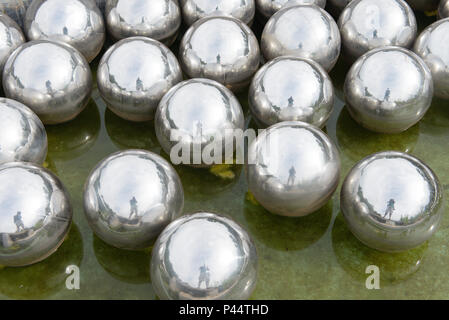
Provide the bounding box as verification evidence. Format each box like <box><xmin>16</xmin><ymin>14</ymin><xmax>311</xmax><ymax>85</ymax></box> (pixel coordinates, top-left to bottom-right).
<box><xmin>0</xmin><ymin>0</ymin><xmax>448</xmax><ymax>300</ymax></box>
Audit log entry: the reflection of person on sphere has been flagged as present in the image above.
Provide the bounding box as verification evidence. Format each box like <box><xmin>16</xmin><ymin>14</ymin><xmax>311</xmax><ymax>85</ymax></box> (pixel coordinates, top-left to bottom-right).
<box><xmin>383</xmin><ymin>198</ymin><xmax>395</xmax><ymax>220</ymax></box>
<box><xmin>287</xmin><ymin>166</ymin><xmax>296</xmax><ymax>186</ymax></box>
<box><xmin>129</xmin><ymin>196</ymin><xmax>138</xmax><ymax>219</ymax></box>
<box><xmin>14</xmin><ymin>211</ymin><xmax>25</xmax><ymax>232</ymax></box>
<box><xmin>198</xmin><ymin>264</ymin><xmax>210</xmax><ymax>289</ymax></box>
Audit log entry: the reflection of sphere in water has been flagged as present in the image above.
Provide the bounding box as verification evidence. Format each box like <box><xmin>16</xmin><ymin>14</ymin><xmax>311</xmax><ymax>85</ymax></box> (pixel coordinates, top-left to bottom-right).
<box><xmin>93</xmin><ymin>235</ymin><xmax>151</xmax><ymax>284</ymax></box>
<box><xmin>3</xmin><ymin>40</ymin><xmax>92</xmax><ymax>125</ymax></box>
<box><xmin>0</xmin><ymin>224</ymin><xmax>83</xmax><ymax>299</ymax></box>
<box><xmin>332</xmin><ymin>216</ymin><xmax>428</xmax><ymax>286</ymax></box>
<box><xmin>0</xmin><ymin>14</ymin><xmax>24</xmax><ymax>75</ymax></box>
<box><xmin>84</xmin><ymin>150</ymin><xmax>184</xmax><ymax>250</ymax></box>
<box><xmin>405</xmin><ymin>0</ymin><xmax>439</xmax><ymax>12</ymax></box>
<box><xmin>336</xmin><ymin>107</ymin><xmax>419</xmax><ymax>161</ymax></box>
<box><xmin>256</xmin><ymin>0</ymin><xmax>326</xmax><ymax>18</ymax></box>
<box><xmin>341</xmin><ymin>151</ymin><xmax>443</xmax><ymax>252</ymax></box>
<box><xmin>246</xmin><ymin>121</ymin><xmax>340</xmax><ymax>217</ymax></box>
<box><xmin>151</xmin><ymin>212</ymin><xmax>258</xmax><ymax>300</ymax></box>
<box><xmin>0</xmin><ymin>98</ymin><xmax>47</xmax><ymax>165</ymax></box>
<box><xmin>0</xmin><ymin>162</ymin><xmax>72</xmax><ymax>266</ymax></box>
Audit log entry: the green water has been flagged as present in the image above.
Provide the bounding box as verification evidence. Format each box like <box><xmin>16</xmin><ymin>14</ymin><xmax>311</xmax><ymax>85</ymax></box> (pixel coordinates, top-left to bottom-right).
<box><xmin>1</xmin><ymin>11</ymin><xmax>449</xmax><ymax>300</ymax></box>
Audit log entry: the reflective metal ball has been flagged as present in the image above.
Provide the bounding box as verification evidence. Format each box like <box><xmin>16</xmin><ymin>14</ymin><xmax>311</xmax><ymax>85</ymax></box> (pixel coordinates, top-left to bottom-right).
<box><xmin>0</xmin><ymin>98</ymin><xmax>47</xmax><ymax>165</ymax></box>
<box><xmin>341</xmin><ymin>151</ymin><xmax>443</xmax><ymax>252</ymax></box>
<box><xmin>246</xmin><ymin>121</ymin><xmax>341</xmax><ymax>217</ymax></box>
<box><xmin>3</xmin><ymin>40</ymin><xmax>93</xmax><ymax>125</ymax></box>
<box><xmin>0</xmin><ymin>162</ymin><xmax>72</xmax><ymax>266</ymax></box>
<box><xmin>151</xmin><ymin>212</ymin><xmax>258</xmax><ymax>300</ymax></box>
<box><xmin>180</xmin><ymin>0</ymin><xmax>255</xmax><ymax>26</ymax></box>
<box><xmin>97</xmin><ymin>37</ymin><xmax>182</xmax><ymax>122</ymax></box>
<box><xmin>0</xmin><ymin>0</ymin><xmax>32</xmax><ymax>29</ymax></box>
<box><xmin>105</xmin><ymin>0</ymin><xmax>181</xmax><ymax>46</ymax></box>
<box><xmin>25</xmin><ymin>0</ymin><xmax>105</xmax><ymax>63</ymax></box>
<box><xmin>0</xmin><ymin>14</ymin><xmax>24</xmax><ymax>77</ymax></box>
<box><xmin>344</xmin><ymin>46</ymin><xmax>433</xmax><ymax>133</ymax></box>
<box><xmin>414</xmin><ymin>18</ymin><xmax>449</xmax><ymax>100</ymax></box>
<box><xmin>261</xmin><ymin>4</ymin><xmax>341</xmax><ymax>71</ymax></box>
<box><xmin>256</xmin><ymin>0</ymin><xmax>326</xmax><ymax>18</ymax></box>
<box><xmin>440</xmin><ymin>0</ymin><xmax>449</xmax><ymax>19</ymax></box>
<box><xmin>405</xmin><ymin>0</ymin><xmax>439</xmax><ymax>12</ymax></box>
<box><xmin>249</xmin><ymin>56</ymin><xmax>334</xmax><ymax>128</ymax></box>
<box><xmin>155</xmin><ymin>78</ymin><xmax>245</xmax><ymax>167</ymax></box>
<box><xmin>179</xmin><ymin>16</ymin><xmax>260</xmax><ymax>91</ymax></box>
<box><xmin>338</xmin><ymin>0</ymin><xmax>417</xmax><ymax>60</ymax></box>
<box><xmin>83</xmin><ymin>149</ymin><xmax>184</xmax><ymax>250</ymax></box>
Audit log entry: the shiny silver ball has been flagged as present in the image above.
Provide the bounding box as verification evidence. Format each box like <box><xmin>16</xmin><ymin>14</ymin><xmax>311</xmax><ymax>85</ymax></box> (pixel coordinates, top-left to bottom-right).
<box><xmin>256</xmin><ymin>0</ymin><xmax>326</xmax><ymax>18</ymax></box>
<box><xmin>440</xmin><ymin>0</ymin><xmax>449</xmax><ymax>19</ymax></box>
<box><xmin>414</xmin><ymin>18</ymin><xmax>449</xmax><ymax>100</ymax></box>
<box><xmin>97</xmin><ymin>37</ymin><xmax>182</xmax><ymax>122</ymax></box>
<box><xmin>246</xmin><ymin>121</ymin><xmax>341</xmax><ymax>217</ymax></box>
<box><xmin>0</xmin><ymin>14</ymin><xmax>24</xmax><ymax>76</ymax></box>
<box><xmin>0</xmin><ymin>98</ymin><xmax>47</xmax><ymax>165</ymax></box>
<box><xmin>341</xmin><ymin>151</ymin><xmax>443</xmax><ymax>252</ymax></box>
<box><xmin>83</xmin><ymin>149</ymin><xmax>184</xmax><ymax>250</ymax></box>
<box><xmin>105</xmin><ymin>0</ymin><xmax>181</xmax><ymax>46</ymax></box>
<box><xmin>180</xmin><ymin>0</ymin><xmax>255</xmax><ymax>26</ymax></box>
<box><xmin>338</xmin><ymin>0</ymin><xmax>417</xmax><ymax>60</ymax></box>
<box><xmin>344</xmin><ymin>46</ymin><xmax>433</xmax><ymax>133</ymax></box>
<box><xmin>179</xmin><ymin>16</ymin><xmax>260</xmax><ymax>91</ymax></box>
<box><xmin>261</xmin><ymin>4</ymin><xmax>341</xmax><ymax>71</ymax></box>
<box><xmin>151</xmin><ymin>212</ymin><xmax>258</xmax><ymax>300</ymax></box>
<box><xmin>249</xmin><ymin>56</ymin><xmax>334</xmax><ymax>128</ymax></box>
<box><xmin>25</xmin><ymin>0</ymin><xmax>105</xmax><ymax>63</ymax></box>
<box><xmin>3</xmin><ymin>40</ymin><xmax>93</xmax><ymax>125</ymax></box>
<box><xmin>0</xmin><ymin>162</ymin><xmax>72</xmax><ymax>266</ymax></box>
<box><xmin>155</xmin><ymin>78</ymin><xmax>245</xmax><ymax>167</ymax></box>
<box><xmin>405</xmin><ymin>0</ymin><xmax>439</xmax><ymax>12</ymax></box>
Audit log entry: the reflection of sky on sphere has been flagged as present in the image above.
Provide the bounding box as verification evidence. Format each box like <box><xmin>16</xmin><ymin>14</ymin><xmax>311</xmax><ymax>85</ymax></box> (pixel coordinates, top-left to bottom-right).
<box><xmin>427</xmin><ymin>23</ymin><xmax>449</xmax><ymax>66</ymax></box>
<box><xmin>0</xmin><ymin>103</ymin><xmax>29</xmax><ymax>152</ymax></box>
<box><xmin>116</xmin><ymin>0</ymin><xmax>167</xmax><ymax>25</ymax></box>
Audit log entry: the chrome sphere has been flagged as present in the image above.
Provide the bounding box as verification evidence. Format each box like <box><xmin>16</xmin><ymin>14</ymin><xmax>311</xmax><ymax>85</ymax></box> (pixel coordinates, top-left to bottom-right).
<box><xmin>0</xmin><ymin>14</ymin><xmax>24</xmax><ymax>75</ymax></box>
<box><xmin>25</xmin><ymin>0</ymin><xmax>105</xmax><ymax>63</ymax></box>
<box><xmin>151</xmin><ymin>212</ymin><xmax>258</xmax><ymax>300</ymax></box>
<box><xmin>405</xmin><ymin>0</ymin><xmax>439</xmax><ymax>11</ymax></box>
<box><xmin>414</xmin><ymin>18</ymin><xmax>449</xmax><ymax>100</ymax></box>
<box><xmin>155</xmin><ymin>79</ymin><xmax>245</xmax><ymax>167</ymax></box>
<box><xmin>338</xmin><ymin>0</ymin><xmax>417</xmax><ymax>60</ymax></box>
<box><xmin>440</xmin><ymin>0</ymin><xmax>449</xmax><ymax>19</ymax></box>
<box><xmin>0</xmin><ymin>162</ymin><xmax>72</xmax><ymax>266</ymax></box>
<box><xmin>97</xmin><ymin>37</ymin><xmax>182</xmax><ymax>122</ymax></box>
<box><xmin>246</xmin><ymin>121</ymin><xmax>340</xmax><ymax>217</ymax></box>
<box><xmin>249</xmin><ymin>56</ymin><xmax>334</xmax><ymax>128</ymax></box>
<box><xmin>105</xmin><ymin>0</ymin><xmax>181</xmax><ymax>46</ymax></box>
<box><xmin>83</xmin><ymin>149</ymin><xmax>184</xmax><ymax>250</ymax></box>
<box><xmin>261</xmin><ymin>4</ymin><xmax>341</xmax><ymax>71</ymax></box>
<box><xmin>179</xmin><ymin>16</ymin><xmax>260</xmax><ymax>91</ymax></box>
<box><xmin>0</xmin><ymin>98</ymin><xmax>47</xmax><ymax>165</ymax></box>
<box><xmin>341</xmin><ymin>151</ymin><xmax>443</xmax><ymax>252</ymax></box>
<box><xmin>180</xmin><ymin>0</ymin><xmax>255</xmax><ymax>26</ymax></box>
<box><xmin>0</xmin><ymin>0</ymin><xmax>32</xmax><ymax>28</ymax></box>
<box><xmin>3</xmin><ymin>40</ymin><xmax>93</xmax><ymax>125</ymax></box>
<box><xmin>256</xmin><ymin>0</ymin><xmax>326</xmax><ymax>18</ymax></box>
<box><xmin>344</xmin><ymin>46</ymin><xmax>433</xmax><ymax>133</ymax></box>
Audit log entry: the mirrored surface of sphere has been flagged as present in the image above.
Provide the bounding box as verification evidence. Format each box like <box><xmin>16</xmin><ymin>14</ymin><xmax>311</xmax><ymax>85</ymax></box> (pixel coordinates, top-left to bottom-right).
<box><xmin>439</xmin><ymin>0</ymin><xmax>449</xmax><ymax>19</ymax></box>
<box><xmin>83</xmin><ymin>149</ymin><xmax>184</xmax><ymax>250</ymax></box>
<box><xmin>338</xmin><ymin>0</ymin><xmax>417</xmax><ymax>60</ymax></box>
<box><xmin>180</xmin><ymin>0</ymin><xmax>255</xmax><ymax>26</ymax></box>
<box><xmin>155</xmin><ymin>78</ymin><xmax>245</xmax><ymax>167</ymax></box>
<box><xmin>246</xmin><ymin>121</ymin><xmax>341</xmax><ymax>217</ymax></box>
<box><xmin>256</xmin><ymin>0</ymin><xmax>326</xmax><ymax>18</ymax></box>
<box><xmin>414</xmin><ymin>18</ymin><xmax>449</xmax><ymax>99</ymax></box>
<box><xmin>25</xmin><ymin>0</ymin><xmax>105</xmax><ymax>63</ymax></box>
<box><xmin>105</xmin><ymin>0</ymin><xmax>181</xmax><ymax>46</ymax></box>
<box><xmin>249</xmin><ymin>56</ymin><xmax>334</xmax><ymax>128</ymax></box>
<box><xmin>405</xmin><ymin>0</ymin><xmax>439</xmax><ymax>11</ymax></box>
<box><xmin>0</xmin><ymin>98</ymin><xmax>47</xmax><ymax>165</ymax></box>
<box><xmin>97</xmin><ymin>37</ymin><xmax>182</xmax><ymax>122</ymax></box>
<box><xmin>261</xmin><ymin>4</ymin><xmax>340</xmax><ymax>71</ymax></box>
<box><xmin>179</xmin><ymin>16</ymin><xmax>260</xmax><ymax>91</ymax></box>
<box><xmin>0</xmin><ymin>14</ymin><xmax>24</xmax><ymax>75</ymax></box>
<box><xmin>0</xmin><ymin>162</ymin><xmax>72</xmax><ymax>266</ymax></box>
<box><xmin>151</xmin><ymin>212</ymin><xmax>258</xmax><ymax>300</ymax></box>
<box><xmin>344</xmin><ymin>46</ymin><xmax>433</xmax><ymax>133</ymax></box>
<box><xmin>3</xmin><ymin>40</ymin><xmax>93</xmax><ymax>125</ymax></box>
<box><xmin>340</xmin><ymin>151</ymin><xmax>443</xmax><ymax>252</ymax></box>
